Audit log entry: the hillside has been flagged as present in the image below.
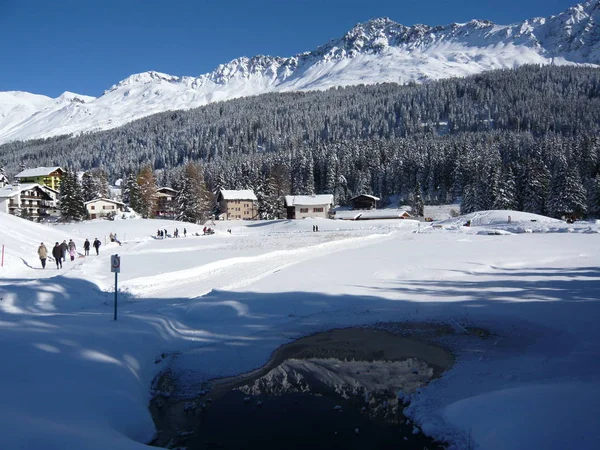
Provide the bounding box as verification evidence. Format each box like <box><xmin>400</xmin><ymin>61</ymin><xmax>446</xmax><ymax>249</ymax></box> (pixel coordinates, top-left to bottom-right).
<box><xmin>0</xmin><ymin>1</ymin><xmax>599</xmax><ymax>144</ymax></box>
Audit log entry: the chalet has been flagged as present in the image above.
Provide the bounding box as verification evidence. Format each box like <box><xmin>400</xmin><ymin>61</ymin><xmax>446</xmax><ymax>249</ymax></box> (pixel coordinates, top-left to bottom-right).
<box><xmin>334</xmin><ymin>209</ymin><xmax>412</xmax><ymax>220</ymax></box>
<box><xmin>85</xmin><ymin>198</ymin><xmax>125</xmax><ymax>219</ymax></box>
<box><xmin>0</xmin><ymin>183</ymin><xmax>54</xmax><ymax>221</ymax></box>
<box><xmin>15</xmin><ymin>167</ymin><xmax>64</xmax><ymax>191</ymax></box>
<box><xmin>155</xmin><ymin>187</ymin><xmax>178</xmax><ymax>218</ymax></box>
<box><xmin>350</xmin><ymin>194</ymin><xmax>380</xmax><ymax>210</ymax></box>
<box><xmin>284</xmin><ymin>194</ymin><xmax>334</xmax><ymax>219</ymax></box>
<box><xmin>217</xmin><ymin>190</ymin><xmax>258</xmax><ymax>220</ymax></box>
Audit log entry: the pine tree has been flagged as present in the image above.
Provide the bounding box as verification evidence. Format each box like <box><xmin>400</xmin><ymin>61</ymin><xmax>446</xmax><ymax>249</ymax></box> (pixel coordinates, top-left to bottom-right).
<box><xmin>461</xmin><ymin>184</ymin><xmax>476</xmax><ymax>215</ymax></box>
<box><xmin>520</xmin><ymin>157</ymin><xmax>550</xmax><ymax>215</ymax></box>
<box><xmin>492</xmin><ymin>167</ymin><xmax>517</xmax><ymax>210</ymax></box>
<box><xmin>81</xmin><ymin>168</ymin><xmax>110</xmax><ymax>202</ymax></box>
<box><xmin>176</xmin><ymin>162</ymin><xmax>210</xmax><ymax>223</ymax></box>
<box><xmin>136</xmin><ymin>166</ymin><xmax>158</xmax><ymax>218</ymax></box>
<box><xmin>588</xmin><ymin>174</ymin><xmax>600</xmax><ymax>217</ymax></box>
<box><xmin>547</xmin><ymin>158</ymin><xmax>587</xmax><ymax>219</ymax></box>
<box><xmin>122</xmin><ymin>173</ymin><xmax>140</xmax><ymax>210</ymax></box>
<box><xmin>412</xmin><ymin>179</ymin><xmax>424</xmax><ymax>216</ymax></box>
<box><xmin>59</xmin><ymin>170</ymin><xmax>86</xmax><ymax>221</ymax></box>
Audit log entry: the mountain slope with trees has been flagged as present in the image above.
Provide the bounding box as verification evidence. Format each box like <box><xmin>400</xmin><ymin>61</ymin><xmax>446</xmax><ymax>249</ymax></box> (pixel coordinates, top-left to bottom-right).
<box><xmin>1</xmin><ymin>65</ymin><xmax>599</xmax><ymax>219</ymax></box>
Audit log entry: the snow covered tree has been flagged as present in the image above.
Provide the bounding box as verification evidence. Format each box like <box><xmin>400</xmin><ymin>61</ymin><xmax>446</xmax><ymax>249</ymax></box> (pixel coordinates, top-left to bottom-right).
<box><xmin>412</xmin><ymin>179</ymin><xmax>424</xmax><ymax>217</ymax></box>
<box><xmin>460</xmin><ymin>184</ymin><xmax>476</xmax><ymax>215</ymax></box>
<box><xmin>59</xmin><ymin>170</ymin><xmax>86</xmax><ymax>221</ymax></box>
<box><xmin>588</xmin><ymin>174</ymin><xmax>600</xmax><ymax>218</ymax></box>
<box><xmin>81</xmin><ymin>168</ymin><xmax>110</xmax><ymax>202</ymax></box>
<box><xmin>492</xmin><ymin>168</ymin><xmax>517</xmax><ymax>210</ymax></box>
<box><xmin>176</xmin><ymin>162</ymin><xmax>211</xmax><ymax>223</ymax></box>
<box><xmin>547</xmin><ymin>159</ymin><xmax>587</xmax><ymax>219</ymax></box>
<box><xmin>519</xmin><ymin>155</ymin><xmax>550</xmax><ymax>215</ymax></box>
<box><xmin>0</xmin><ymin>166</ymin><xmax>8</xmax><ymax>186</ymax></box>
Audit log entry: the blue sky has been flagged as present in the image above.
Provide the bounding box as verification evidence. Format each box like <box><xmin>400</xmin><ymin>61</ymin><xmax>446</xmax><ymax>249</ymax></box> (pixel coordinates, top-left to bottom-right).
<box><xmin>0</xmin><ymin>0</ymin><xmax>580</xmax><ymax>97</ymax></box>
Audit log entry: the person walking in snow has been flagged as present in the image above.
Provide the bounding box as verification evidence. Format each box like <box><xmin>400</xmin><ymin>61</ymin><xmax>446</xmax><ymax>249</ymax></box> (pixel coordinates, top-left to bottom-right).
<box><xmin>60</xmin><ymin>240</ymin><xmax>68</xmax><ymax>262</ymax></box>
<box><xmin>174</xmin><ymin>228</ymin><xmax>179</xmax><ymax>238</ymax></box>
<box><xmin>183</xmin><ymin>228</ymin><xmax>187</xmax><ymax>237</ymax></box>
<box><xmin>38</xmin><ymin>242</ymin><xmax>48</xmax><ymax>269</ymax></box>
<box><xmin>83</xmin><ymin>239</ymin><xmax>90</xmax><ymax>256</ymax></box>
<box><xmin>68</xmin><ymin>239</ymin><xmax>77</xmax><ymax>261</ymax></box>
<box><xmin>52</xmin><ymin>242</ymin><xmax>63</xmax><ymax>269</ymax></box>
<box><xmin>93</xmin><ymin>238</ymin><xmax>101</xmax><ymax>255</ymax></box>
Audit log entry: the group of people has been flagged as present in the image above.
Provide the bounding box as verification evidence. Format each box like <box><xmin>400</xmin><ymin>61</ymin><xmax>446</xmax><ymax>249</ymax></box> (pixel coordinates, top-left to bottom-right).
<box><xmin>157</xmin><ymin>228</ymin><xmax>187</xmax><ymax>239</ymax></box>
<box><xmin>203</xmin><ymin>226</ymin><xmax>214</xmax><ymax>235</ymax></box>
<box><xmin>37</xmin><ymin>238</ymin><xmax>101</xmax><ymax>269</ymax></box>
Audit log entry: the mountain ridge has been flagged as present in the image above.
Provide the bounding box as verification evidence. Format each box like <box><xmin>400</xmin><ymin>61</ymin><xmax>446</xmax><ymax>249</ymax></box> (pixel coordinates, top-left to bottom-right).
<box><xmin>1</xmin><ymin>0</ymin><xmax>599</xmax><ymax>144</ymax></box>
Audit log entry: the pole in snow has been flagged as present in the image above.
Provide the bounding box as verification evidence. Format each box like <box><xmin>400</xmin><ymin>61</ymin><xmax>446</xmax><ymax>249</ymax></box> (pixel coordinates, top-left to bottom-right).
<box><xmin>111</xmin><ymin>254</ymin><xmax>121</xmax><ymax>320</ymax></box>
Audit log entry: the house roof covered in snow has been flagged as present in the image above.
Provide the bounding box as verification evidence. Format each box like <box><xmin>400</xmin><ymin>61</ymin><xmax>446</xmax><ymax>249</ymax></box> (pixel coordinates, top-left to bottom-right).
<box><xmin>284</xmin><ymin>194</ymin><xmax>334</xmax><ymax>207</ymax></box>
<box><xmin>218</xmin><ymin>189</ymin><xmax>257</xmax><ymax>201</ymax></box>
<box><xmin>157</xmin><ymin>187</ymin><xmax>178</xmax><ymax>195</ymax></box>
<box><xmin>84</xmin><ymin>198</ymin><xmax>125</xmax><ymax>206</ymax></box>
<box><xmin>334</xmin><ymin>209</ymin><xmax>411</xmax><ymax>220</ymax></box>
<box><xmin>350</xmin><ymin>194</ymin><xmax>380</xmax><ymax>201</ymax></box>
<box><xmin>0</xmin><ymin>183</ymin><xmax>52</xmax><ymax>199</ymax></box>
<box><xmin>16</xmin><ymin>167</ymin><xmax>63</xmax><ymax>178</ymax></box>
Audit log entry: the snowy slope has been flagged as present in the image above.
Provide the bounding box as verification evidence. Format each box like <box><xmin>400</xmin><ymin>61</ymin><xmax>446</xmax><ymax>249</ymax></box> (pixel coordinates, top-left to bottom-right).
<box><xmin>1</xmin><ymin>211</ymin><xmax>599</xmax><ymax>449</ymax></box>
<box><xmin>1</xmin><ymin>1</ymin><xmax>600</xmax><ymax>144</ymax></box>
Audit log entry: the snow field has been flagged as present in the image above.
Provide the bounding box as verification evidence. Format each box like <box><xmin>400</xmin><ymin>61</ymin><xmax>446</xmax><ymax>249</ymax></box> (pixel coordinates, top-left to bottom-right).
<box><xmin>0</xmin><ymin>210</ymin><xmax>599</xmax><ymax>449</ymax></box>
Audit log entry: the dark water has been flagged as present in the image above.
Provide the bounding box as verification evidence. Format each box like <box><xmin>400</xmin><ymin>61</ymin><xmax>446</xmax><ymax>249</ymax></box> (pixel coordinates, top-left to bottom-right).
<box><xmin>184</xmin><ymin>391</ymin><xmax>442</xmax><ymax>450</ymax></box>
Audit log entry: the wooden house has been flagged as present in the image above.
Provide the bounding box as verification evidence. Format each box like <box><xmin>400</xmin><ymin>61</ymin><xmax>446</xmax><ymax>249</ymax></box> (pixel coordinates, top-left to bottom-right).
<box><xmin>350</xmin><ymin>194</ymin><xmax>380</xmax><ymax>210</ymax></box>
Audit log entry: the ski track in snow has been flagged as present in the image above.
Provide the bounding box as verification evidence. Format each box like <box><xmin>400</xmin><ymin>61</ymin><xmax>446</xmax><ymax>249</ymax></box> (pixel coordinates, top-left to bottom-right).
<box><xmin>119</xmin><ymin>230</ymin><xmax>400</xmax><ymax>298</ymax></box>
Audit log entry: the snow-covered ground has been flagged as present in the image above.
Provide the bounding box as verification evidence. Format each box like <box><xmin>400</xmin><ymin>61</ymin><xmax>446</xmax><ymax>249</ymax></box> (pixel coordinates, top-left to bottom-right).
<box><xmin>0</xmin><ymin>210</ymin><xmax>599</xmax><ymax>449</ymax></box>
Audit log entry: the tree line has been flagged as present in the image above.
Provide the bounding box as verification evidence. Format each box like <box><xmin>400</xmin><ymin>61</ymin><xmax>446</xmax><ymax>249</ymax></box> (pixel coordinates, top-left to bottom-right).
<box><xmin>2</xmin><ymin>65</ymin><xmax>599</xmax><ymax>219</ymax></box>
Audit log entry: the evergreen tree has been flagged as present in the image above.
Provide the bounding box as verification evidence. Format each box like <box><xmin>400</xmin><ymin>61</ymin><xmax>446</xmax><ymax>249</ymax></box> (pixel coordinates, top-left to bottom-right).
<box><xmin>81</xmin><ymin>168</ymin><xmax>110</xmax><ymax>202</ymax></box>
<box><xmin>588</xmin><ymin>174</ymin><xmax>600</xmax><ymax>218</ymax></box>
<box><xmin>176</xmin><ymin>162</ymin><xmax>210</xmax><ymax>223</ymax></box>
<box><xmin>492</xmin><ymin>168</ymin><xmax>517</xmax><ymax>210</ymax></box>
<box><xmin>59</xmin><ymin>170</ymin><xmax>86</xmax><ymax>221</ymax></box>
<box><xmin>461</xmin><ymin>184</ymin><xmax>476</xmax><ymax>215</ymax></box>
<box><xmin>412</xmin><ymin>179</ymin><xmax>424</xmax><ymax>216</ymax></box>
<box><xmin>547</xmin><ymin>159</ymin><xmax>587</xmax><ymax>219</ymax></box>
<box><xmin>136</xmin><ymin>166</ymin><xmax>158</xmax><ymax>218</ymax></box>
<box><xmin>520</xmin><ymin>156</ymin><xmax>550</xmax><ymax>214</ymax></box>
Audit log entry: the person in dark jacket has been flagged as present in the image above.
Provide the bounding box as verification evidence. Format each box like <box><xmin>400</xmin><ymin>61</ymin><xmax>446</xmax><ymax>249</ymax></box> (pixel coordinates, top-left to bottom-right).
<box><xmin>93</xmin><ymin>238</ymin><xmax>101</xmax><ymax>255</ymax></box>
<box><xmin>60</xmin><ymin>240</ymin><xmax>68</xmax><ymax>262</ymax></box>
<box><xmin>52</xmin><ymin>242</ymin><xmax>63</xmax><ymax>269</ymax></box>
<box><xmin>83</xmin><ymin>239</ymin><xmax>90</xmax><ymax>256</ymax></box>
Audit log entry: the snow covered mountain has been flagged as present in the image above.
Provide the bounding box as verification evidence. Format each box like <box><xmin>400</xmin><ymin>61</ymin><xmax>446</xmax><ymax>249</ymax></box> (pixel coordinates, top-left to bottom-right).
<box><xmin>1</xmin><ymin>0</ymin><xmax>600</xmax><ymax>144</ymax></box>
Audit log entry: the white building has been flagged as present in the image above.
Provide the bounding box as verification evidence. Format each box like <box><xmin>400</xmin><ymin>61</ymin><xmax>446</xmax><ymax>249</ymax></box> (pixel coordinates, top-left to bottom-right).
<box><xmin>85</xmin><ymin>198</ymin><xmax>125</xmax><ymax>219</ymax></box>
<box><xmin>284</xmin><ymin>194</ymin><xmax>334</xmax><ymax>219</ymax></box>
<box><xmin>0</xmin><ymin>183</ymin><xmax>54</xmax><ymax>221</ymax></box>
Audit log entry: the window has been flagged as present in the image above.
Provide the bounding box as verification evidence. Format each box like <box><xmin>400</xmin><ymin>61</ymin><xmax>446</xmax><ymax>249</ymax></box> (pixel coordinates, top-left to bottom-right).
<box><xmin>300</xmin><ymin>208</ymin><xmax>308</xmax><ymax>213</ymax></box>
<box><xmin>90</xmin><ymin>205</ymin><xmax>95</xmax><ymax>210</ymax></box>
<box><xmin>313</xmin><ymin>207</ymin><xmax>324</xmax><ymax>213</ymax></box>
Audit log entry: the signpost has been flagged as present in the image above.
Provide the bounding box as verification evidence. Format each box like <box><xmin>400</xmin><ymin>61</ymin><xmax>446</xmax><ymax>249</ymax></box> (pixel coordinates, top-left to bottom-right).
<box><xmin>111</xmin><ymin>254</ymin><xmax>120</xmax><ymax>320</ymax></box>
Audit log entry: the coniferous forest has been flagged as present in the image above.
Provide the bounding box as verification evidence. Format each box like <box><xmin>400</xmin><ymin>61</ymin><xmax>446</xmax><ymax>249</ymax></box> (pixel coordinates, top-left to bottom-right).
<box><xmin>1</xmin><ymin>65</ymin><xmax>599</xmax><ymax>218</ymax></box>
